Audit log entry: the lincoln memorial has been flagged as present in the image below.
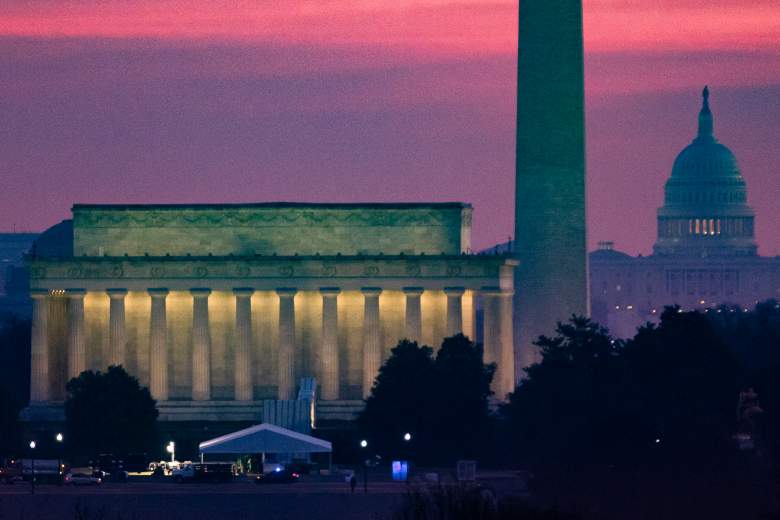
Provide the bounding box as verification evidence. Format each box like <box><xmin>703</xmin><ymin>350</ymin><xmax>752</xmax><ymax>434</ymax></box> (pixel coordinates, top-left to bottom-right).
<box><xmin>23</xmin><ymin>202</ymin><xmax>516</xmax><ymax>426</ymax></box>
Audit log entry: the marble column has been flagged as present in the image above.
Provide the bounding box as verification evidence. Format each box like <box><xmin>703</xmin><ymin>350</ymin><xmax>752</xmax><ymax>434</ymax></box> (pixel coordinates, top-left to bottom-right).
<box><xmin>233</xmin><ymin>288</ymin><xmax>254</xmax><ymax>401</ymax></box>
<box><xmin>191</xmin><ymin>288</ymin><xmax>212</xmax><ymax>401</ymax></box>
<box><xmin>444</xmin><ymin>287</ymin><xmax>465</xmax><ymax>337</ymax></box>
<box><xmin>403</xmin><ymin>287</ymin><xmax>423</xmax><ymax>343</ymax></box>
<box><xmin>29</xmin><ymin>289</ymin><xmax>50</xmax><ymax>403</ymax></box>
<box><xmin>148</xmin><ymin>288</ymin><xmax>169</xmax><ymax>401</ymax></box>
<box><xmin>276</xmin><ymin>288</ymin><xmax>297</xmax><ymax>400</ymax></box>
<box><xmin>107</xmin><ymin>289</ymin><xmax>128</xmax><ymax>368</ymax></box>
<box><xmin>362</xmin><ymin>287</ymin><xmax>382</xmax><ymax>398</ymax></box>
<box><xmin>482</xmin><ymin>287</ymin><xmax>515</xmax><ymax>399</ymax></box>
<box><xmin>320</xmin><ymin>287</ymin><xmax>340</xmax><ymax>401</ymax></box>
<box><xmin>66</xmin><ymin>289</ymin><xmax>86</xmax><ymax>379</ymax></box>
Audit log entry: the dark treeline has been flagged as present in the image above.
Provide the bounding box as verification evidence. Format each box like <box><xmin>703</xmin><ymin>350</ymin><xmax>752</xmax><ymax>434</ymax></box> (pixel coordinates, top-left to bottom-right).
<box><xmin>504</xmin><ymin>301</ymin><xmax>780</xmax><ymax>468</ymax></box>
<box><xmin>360</xmin><ymin>300</ymin><xmax>780</xmax><ymax>471</ymax></box>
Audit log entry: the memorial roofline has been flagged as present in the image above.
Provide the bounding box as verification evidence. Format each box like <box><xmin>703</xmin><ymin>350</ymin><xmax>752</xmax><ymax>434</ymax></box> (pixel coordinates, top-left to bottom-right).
<box><xmin>27</xmin><ymin>252</ymin><xmax>516</xmax><ymax>262</ymax></box>
<box><xmin>72</xmin><ymin>202</ymin><xmax>472</xmax><ymax>211</ymax></box>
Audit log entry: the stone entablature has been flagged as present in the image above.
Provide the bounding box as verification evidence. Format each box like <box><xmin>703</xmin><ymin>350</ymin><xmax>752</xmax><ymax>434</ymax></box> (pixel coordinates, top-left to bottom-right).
<box><xmin>72</xmin><ymin>203</ymin><xmax>473</xmax><ymax>257</ymax></box>
<box><xmin>28</xmin><ymin>255</ymin><xmax>509</xmax><ymax>290</ymax></box>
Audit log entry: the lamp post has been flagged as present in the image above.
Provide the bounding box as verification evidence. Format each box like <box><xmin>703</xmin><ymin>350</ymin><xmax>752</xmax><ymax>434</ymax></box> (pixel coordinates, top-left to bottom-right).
<box><xmin>359</xmin><ymin>439</ymin><xmax>368</xmax><ymax>493</ymax></box>
<box><xmin>29</xmin><ymin>441</ymin><xmax>36</xmax><ymax>495</ymax></box>
<box><xmin>55</xmin><ymin>433</ymin><xmax>64</xmax><ymax>484</ymax></box>
<box><xmin>403</xmin><ymin>432</ymin><xmax>412</xmax><ymax>481</ymax></box>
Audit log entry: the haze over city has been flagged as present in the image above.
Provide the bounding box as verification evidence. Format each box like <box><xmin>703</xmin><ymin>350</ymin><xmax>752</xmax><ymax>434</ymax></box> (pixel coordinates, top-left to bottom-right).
<box><xmin>1</xmin><ymin>0</ymin><xmax>779</xmax><ymax>254</ymax></box>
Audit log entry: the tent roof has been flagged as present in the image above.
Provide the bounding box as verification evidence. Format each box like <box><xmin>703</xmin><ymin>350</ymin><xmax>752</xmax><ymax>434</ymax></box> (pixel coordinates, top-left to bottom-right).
<box><xmin>199</xmin><ymin>423</ymin><xmax>332</xmax><ymax>454</ymax></box>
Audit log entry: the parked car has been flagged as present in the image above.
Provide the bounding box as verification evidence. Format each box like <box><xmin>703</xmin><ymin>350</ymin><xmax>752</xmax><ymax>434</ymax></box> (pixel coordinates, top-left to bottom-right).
<box><xmin>0</xmin><ymin>462</ymin><xmax>23</xmax><ymax>485</ymax></box>
<box><xmin>254</xmin><ymin>468</ymin><xmax>300</xmax><ymax>484</ymax></box>
<box><xmin>21</xmin><ymin>459</ymin><xmax>65</xmax><ymax>484</ymax></box>
<box><xmin>171</xmin><ymin>462</ymin><xmax>233</xmax><ymax>483</ymax></box>
<box><xmin>64</xmin><ymin>472</ymin><xmax>102</xmax><ymax>485</ymax></box>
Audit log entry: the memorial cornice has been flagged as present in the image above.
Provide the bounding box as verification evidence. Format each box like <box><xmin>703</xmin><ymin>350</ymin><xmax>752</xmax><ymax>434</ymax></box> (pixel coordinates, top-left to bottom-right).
<box><xmin>28</xmin><ymin>254</ymin><xmax>516</xmax><ymax>282</ymax></box>
<box><xmin>72</xmin><ymin>205</ymin><xmax>470</xmax><ymax>228</ymax></box>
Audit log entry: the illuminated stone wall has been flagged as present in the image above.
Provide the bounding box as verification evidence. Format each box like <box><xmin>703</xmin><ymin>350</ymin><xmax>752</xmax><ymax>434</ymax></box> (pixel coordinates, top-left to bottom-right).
<box><xmin>72</xmin><ymin>203</ymin><xmax>472</xmax><ymax>257</ymax></box>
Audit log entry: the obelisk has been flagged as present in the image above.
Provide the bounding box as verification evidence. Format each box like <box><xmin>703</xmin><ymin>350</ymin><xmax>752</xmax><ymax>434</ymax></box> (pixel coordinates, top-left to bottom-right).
<box><xmin>514</xmin><ymin>0</ymin><xmax>589</xmax><ymax>376</ymax></box>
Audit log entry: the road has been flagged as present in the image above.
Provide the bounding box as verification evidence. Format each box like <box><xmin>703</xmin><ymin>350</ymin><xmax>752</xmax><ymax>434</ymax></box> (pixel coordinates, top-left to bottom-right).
<box><xmin>0</xmin><ymin>479</ymin><xmax>407</xmax><ymax>520</ymax></box>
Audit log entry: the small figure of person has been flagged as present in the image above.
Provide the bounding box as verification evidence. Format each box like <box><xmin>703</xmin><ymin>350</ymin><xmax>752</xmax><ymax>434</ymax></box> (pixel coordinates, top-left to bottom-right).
<box><xmin>349</xmin><ymin>473</ymin><xmax>357</xmax><ymax>493</ymax></box>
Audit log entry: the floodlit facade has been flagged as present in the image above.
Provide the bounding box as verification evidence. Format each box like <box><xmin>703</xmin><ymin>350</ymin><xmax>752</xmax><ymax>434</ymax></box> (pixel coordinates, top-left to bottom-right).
<box><xmin>22</xmin><ymin>203</ymin><xmax>516</xmax><ymax>426</ymax></box>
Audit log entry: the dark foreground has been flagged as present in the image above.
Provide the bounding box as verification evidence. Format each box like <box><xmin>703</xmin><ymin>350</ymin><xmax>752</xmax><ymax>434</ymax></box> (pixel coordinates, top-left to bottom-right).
<box><xmin>0</xmin><ymin>480</ymin><xmax>405</xmax><ymax>520</ymax></box>
<box><xmin>3</xmin><ymin>466</ymin><xmax>779</xmax><ymax>520</ymax></box>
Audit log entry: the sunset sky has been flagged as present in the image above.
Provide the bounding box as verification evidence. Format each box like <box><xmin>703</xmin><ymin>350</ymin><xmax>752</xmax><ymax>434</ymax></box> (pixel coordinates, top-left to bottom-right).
<box><xmin>1</xmin><ymin>0</ymin><xmax>779</xmax><ymax>254</ymax></box>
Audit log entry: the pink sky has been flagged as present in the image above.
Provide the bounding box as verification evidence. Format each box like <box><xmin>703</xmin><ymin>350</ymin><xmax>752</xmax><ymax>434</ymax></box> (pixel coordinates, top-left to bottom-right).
<box><xmin>1</xmin><ymin>1</ymin><xmax>779</xmax><ymax>254</ymax></box>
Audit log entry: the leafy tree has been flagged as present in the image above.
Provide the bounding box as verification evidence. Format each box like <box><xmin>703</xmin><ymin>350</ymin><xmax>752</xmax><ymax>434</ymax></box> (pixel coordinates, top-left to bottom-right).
<box><xmin>0</xmin><ymin>315</ymin><xmax>29</xmax><ymax>455</ymax></box>
<box><xmin>623</xmin><ymin>307</ymin><xmax>740</xmax><ymax>460</ymax></box>
<box><xmin>433</xmin><ymin>334</ymin><xmax>495</xmax><ymax>460</ymax></box>
<box><xmin>708</xmin><ymin>300</ymin><xmax>780</xmax><ymax>376</ymax></box>
<box><xmin>65</xmin><ymin>365</ymin><xmax>158</xmax><ymax>457</ymax></box>
<box><xmin>707</xmin><ymin>301</ymin><xmax>780</xmax><ymax>466</ymax></box>
<box><xmin>0</xmin><ymin>386</ymin><xmax>21</xmax><ymax>456</ymax></box>
<box><xmin>358</xmin><ymin>340</ymin><xmax>436</xmax><ymax>459</ymax></box>
<box><xmin>358</xmin><ymin>334</ymin><xmax>495</xmax><ymax>464</ymax></box>
<box><xmin>502</xmin><ymin>317</ymin><xmax>630</xmax><ymax>465</ymax></box>
<box><xmin>504</xmin><ymin>311</ymin><xmax>740</xmax><ymax>467</ymax></box>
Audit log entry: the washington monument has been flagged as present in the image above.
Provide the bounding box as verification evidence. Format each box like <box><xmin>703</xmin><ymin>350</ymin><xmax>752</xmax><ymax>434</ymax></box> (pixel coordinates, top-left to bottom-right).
<box><xmin>514</xmin><ymin>0</ymin><xmax>589</xmax><ymax>374</ymax></box>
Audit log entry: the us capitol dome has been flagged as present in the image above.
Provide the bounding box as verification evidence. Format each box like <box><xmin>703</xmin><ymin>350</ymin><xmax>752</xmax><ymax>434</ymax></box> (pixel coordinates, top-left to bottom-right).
<box><xmin>590</xmin><ymin>87</ymin><xmax>779</xmax><ymax>338</ymax></box>
<box><xmin>654</xmin><ymin>86</ymin><xmax>757</xmax><ymax>257</ymax></box>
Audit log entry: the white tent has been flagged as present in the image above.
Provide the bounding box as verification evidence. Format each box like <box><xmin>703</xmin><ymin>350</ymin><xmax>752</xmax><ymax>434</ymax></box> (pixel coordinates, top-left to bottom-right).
<box><xmin>199</xmin><ymin>423</ymin><xmax>332</xmax><ymax>455</ymax></box>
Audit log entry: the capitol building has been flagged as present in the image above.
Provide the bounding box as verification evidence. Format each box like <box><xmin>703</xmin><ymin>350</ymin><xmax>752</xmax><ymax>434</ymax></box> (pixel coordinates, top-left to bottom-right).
<box><xmin>591</xmin><ymin>88</ymin><xmax>780</xmax><ymax>337</ymax></box>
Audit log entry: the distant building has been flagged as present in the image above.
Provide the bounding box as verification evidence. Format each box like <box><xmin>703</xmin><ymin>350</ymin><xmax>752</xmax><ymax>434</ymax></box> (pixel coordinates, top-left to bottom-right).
<box><xmin>0</xmin><ymin>232</ymin><xmax>38</xmax><ymax>317</ymax></box>
<box><xmin>590</xmin><ymin>88</ymin><xmax>780</xmax><ymax>337</ymax></box>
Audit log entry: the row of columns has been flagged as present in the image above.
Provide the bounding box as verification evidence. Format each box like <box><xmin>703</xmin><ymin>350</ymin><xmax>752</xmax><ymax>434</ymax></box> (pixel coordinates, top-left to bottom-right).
<box><xmin>29</xmin><ymin>285</ymin><xmax>513</xmax><ymax>404</ymax></box>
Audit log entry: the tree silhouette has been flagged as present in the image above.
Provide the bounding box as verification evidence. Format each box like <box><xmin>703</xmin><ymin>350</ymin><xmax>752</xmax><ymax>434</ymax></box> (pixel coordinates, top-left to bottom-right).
<box><xmin>358</xmin><ymin>334</ymin><xmax>494</xmax><ymax>464</ymax></box>
<box><xmin>65</xmin><ymin>365</ymin><xmax>158</xmax><ymax>457</ymax></box>
<box><xmin>502</xmin><ymin>316</ymin><xmax>630</xmax><ymax>465</ymax></box>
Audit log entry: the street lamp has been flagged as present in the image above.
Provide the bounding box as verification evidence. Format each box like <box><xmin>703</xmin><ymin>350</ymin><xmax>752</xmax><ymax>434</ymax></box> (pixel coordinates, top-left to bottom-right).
<box><xmin>402</xmin><ymin>433</ymin><xmax>413</xmax><ymax>481</ymax></box>
<box><xmin>55</xmin><ymin>433</ymin><xmax>64</xmax><ymax>481</ymax></box>
<box><xmin>359</xmin><ymin>439</ymin><xmax>368</xmax><ymax>493</ymax></box>
<box><xmin>166</xmin><ymin>441</ymin><xmax>175</xmax><ymax>463</ymax></box>
<box><xmin>29</xmin><ymin>441</ymin><xmax>36</xmax><ymax>495</ymax></box>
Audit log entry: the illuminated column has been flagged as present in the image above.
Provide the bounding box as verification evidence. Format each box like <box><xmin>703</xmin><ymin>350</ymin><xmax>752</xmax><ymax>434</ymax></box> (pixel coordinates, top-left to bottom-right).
<box><xmin>320</xmin><ymin>287</ymin><xmax>340</xmax><ymax>401</ymax></box>
<box><xmin>66</xmin><ymin>289</ymin><xmax>86</xmax><ymax>379</ymax></box>
<box><xmin>233</xmin><ymin>288</ymin><xmax>254</xmax><ymax>401</ymax></box>
<box><xmin>403</xmin><ymin>287</ymin><xmax>423</xmax><ymax>343</ymax></box>
<box><xmin>482</xmin><ymin>287</ymin><xmax>515</xmax><ymax>399</ymax></box>
<box><xmin>29</xmin><ymin>289</ymin><xmax>50</xmax><ymax>403</ymax></box>
<box><xmin>191</xmin><ymin>288</ymin><xmax>212</xmax><ymax>401</ymax></box>
<box><xmin>148</xmin><ymin>289</ymin><xmax>169</xmax><ymax>401</ymax></box>
<box><xmin>107</xmin><ymin>288</ymin><xmax>127</xmax><ymax>367</ymax></box>
<box><xmin>362</xmin><ymin>287</ymin><xmax>382</xmax><ymax>398</ymax></box>
<box><xmin>277</xmin><ymin>288</ymin><xmax>297</xmax><ymax>400</ymax></box>
<box><xmin>444</xmin><ymin>287</ymin><xmax>465</xmax><ymax>337</ymax></box>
